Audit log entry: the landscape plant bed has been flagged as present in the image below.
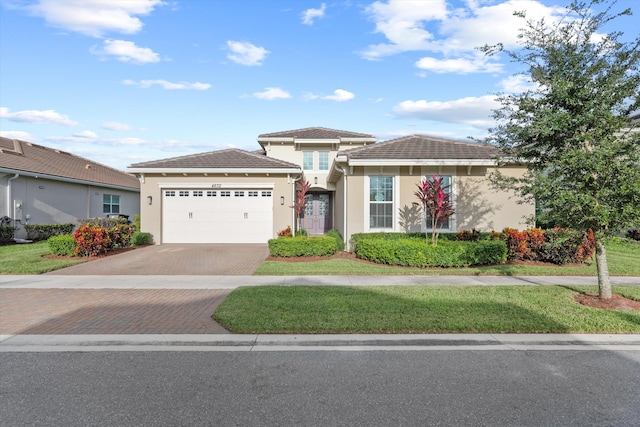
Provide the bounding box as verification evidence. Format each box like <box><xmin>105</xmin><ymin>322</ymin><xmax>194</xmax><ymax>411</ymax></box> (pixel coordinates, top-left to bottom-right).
<box><xmin>213</xmin><ymin>285</ymin><xmax>640</xmax><ymax>334</ymax></box>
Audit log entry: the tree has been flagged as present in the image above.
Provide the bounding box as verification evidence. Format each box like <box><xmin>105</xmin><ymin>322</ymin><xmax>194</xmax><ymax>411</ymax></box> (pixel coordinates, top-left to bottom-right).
<box><xmin>414</xmin><ymin>175</ymin><xmax>455</xmax><ymax>245</ymax></box>
<box><xmin>481</xmin><ymin>0</ymin><xmax>640</xmax><ymax>298</ymax></box>
<box><xmin>292</xmin><ymin>180</ymin><xmax>311</xmax><ymax>235</ymax></box>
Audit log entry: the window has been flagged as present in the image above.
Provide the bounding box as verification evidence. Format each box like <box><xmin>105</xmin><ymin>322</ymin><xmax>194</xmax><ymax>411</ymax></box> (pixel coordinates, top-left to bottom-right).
<box><xmin>318</xmin><ymin>151</ymin><xmax>329</xmax><ymax>171</ymax></box>
<box><xmin>424</xmin><ymin>176</ymin><xmax>453</xmax><ymax>230</ymax></box>
<box><xmin>165</xmin><ymin>190</ymin><xmax>175</xmax><ymax>197</ymax></box>
<box><xmin>235</xmin><ymin>191</ymin><xmax>245</xmax><ymax>197</ymax></box>
<box><xmin>103</xmin><ymin>194</ymin><xmax>120</xmax><ymax>214</ymax></box>
<box><xmin>262</xmin><ymin>191</ymin><xmax>272</xmax><ymax>197</ymax></box>
<box><xmin>193</xmin><ymin>191</ymin><xmax>203</xmax><ymax>197</ymax></box>
<box><xmin>303</xmin><ymin>151</ymin><xmax>313</xmax><ymax>170</ymax></box>
<box><xmin>248</xmin><ymin>191</ymin><xmax>258</xmax><ymax>197</ymax></box>
<box><xmin>207</xmin><ymin>191</ymin><xmax>216</xmax><ymax>197</ymax></box>
<box><xmin>179</xmin><ymin>191</ymin><xmax>189</xmax><ymax>197</ymax></box>
<box><xmin>369</xmin><ymin>176</ymin><xmax>393</xmax><ymax>229</ymax></box>
<box><xmin>221</xmin><ymin>191</ymin><xmax>231</xmax><ymax>197</ymax></box>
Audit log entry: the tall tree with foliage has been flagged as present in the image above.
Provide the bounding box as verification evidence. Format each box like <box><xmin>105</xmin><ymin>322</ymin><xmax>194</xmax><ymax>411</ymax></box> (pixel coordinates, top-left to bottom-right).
<box><xmin>414</xmin><ymin>175</ymin><xmax>455</xmax><ymax>245</ymax></box>
<box><xmin>482</xmin><ymin>0</ymin><xmax>640</xmax><ymax>299</ymax></box>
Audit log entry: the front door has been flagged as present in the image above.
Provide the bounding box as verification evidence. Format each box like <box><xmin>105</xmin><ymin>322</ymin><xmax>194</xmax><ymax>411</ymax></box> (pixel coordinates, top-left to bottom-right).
<box><xmin>303</xmin><ymin>193</ymin><xmax>331</xmax><ymax>235</ymax></box>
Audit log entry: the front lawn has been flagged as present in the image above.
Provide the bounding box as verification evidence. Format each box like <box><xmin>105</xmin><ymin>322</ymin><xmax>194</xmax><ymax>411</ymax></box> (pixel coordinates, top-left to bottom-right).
<box><xmin>254</xmin><ymin>238</ymin><xmax>640</xmax><ymax>276</ymax></box>
<box><xmin>0</xmin><ymin>241</ymin><xmax>87</xmax><ymax>274</ymax></box>
<box><xmin>214</xmin><ymin>285</ymin><xmax>640</xmax><ymax>334</ymax></box>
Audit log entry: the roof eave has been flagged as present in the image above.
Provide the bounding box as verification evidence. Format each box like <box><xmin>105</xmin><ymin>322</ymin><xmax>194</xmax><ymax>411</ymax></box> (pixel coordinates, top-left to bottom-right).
<box><xmin>126</xmin><ymin>167</ymin><xmax>301</xmax><ymax>174</ymax></box>
<box><xmin>344</xmin><ymin>159</ymin><xmax>500</xmax><ymax>166</ymax></box>
<box><xmin>0</xmin><ymin>167</ymin><xmax>140</xmax><ymax>191</ymax></box>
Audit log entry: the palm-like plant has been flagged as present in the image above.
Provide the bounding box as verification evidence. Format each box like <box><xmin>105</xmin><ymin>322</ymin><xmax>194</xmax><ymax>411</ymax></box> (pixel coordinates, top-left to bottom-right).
<box><xmin>414</xmin><ymin>175</ymin><xmax>455</xmax><ymax>245</ymax></box>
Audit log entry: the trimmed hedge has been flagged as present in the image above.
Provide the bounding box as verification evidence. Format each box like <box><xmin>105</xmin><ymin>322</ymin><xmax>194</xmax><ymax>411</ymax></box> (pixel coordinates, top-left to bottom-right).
<box><xmin>130</xmin><ymin>231</ymin><xmax>153</xmax><ymax>245</ymax></box>
<box><xmin>24</xmin><ymin>223</ymin><xmax>74</xmax><ymax>241</ymax></box>
<box><xmin>0</xmin><ymin>226</ymin><xmax>18</xmax><ymax>244</ymax></box>
<box><xmin>326</xmin><ymin>229</ymin><xmax>345</xmax><ymax>252</ymax></box>
<box><xmin>268</xmin><ymin>236</ymin><xmax>339</xmax><ymax>257</ymax></box>
<box><xmin>354</xmin><ymin>239</ymin><xmax>507</xmax><ymax>268</ymax></box>
<box><xmin>48</xmin><ymin>234</ymin><xmax>76</xmax><ymax>256</ymax></box>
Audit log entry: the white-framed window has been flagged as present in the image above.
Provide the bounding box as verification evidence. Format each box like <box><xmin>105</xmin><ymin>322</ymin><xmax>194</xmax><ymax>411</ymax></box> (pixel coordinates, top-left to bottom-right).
<box><xmin>221</xmin><ymin>191</ymin><xmax>231</xmax><ymax>197</ymax></box>
<box><xmin>303</xmin><ymin>151</ymin><xmax>313</xmax><ymax>170</ymax></box>
<box><xmin>248</xmin><ymin>191</ymin><xmax>258</xmax><ymax>197</ymax></box>
<box><xmin>165</xmin><ymin>190</ymin><xmax>176</xmax><ymax>197</ymax></box>
<box><xmin>318</xmin><ymin>151</ymin><xmax>329</xmax><ymax>171</ymax></box>
<box><xmin>423</xmin><ymin>175</ymin><xmax>454</xmax><ymax>231</ymax></box>
<box><xmin>103</xmin><ymin>194</ymin><xmax>120</xmax><ymax>214</ymax></box>
<box><xmin>369</xmin><ymin>176</ymin><xmax>394</xmax><ymax>229</ymax></box>
<box><xmin>193</xmin><ymin>190</ymin><xmax>203</xmax><ymax>197</ymax></box>
<box><xmin>207</xmin><ymin>191</ymin><xmax>216</xmax><ymax>197</ymax></box>
<box><xmin>235</xmin><ymin>191</ymin><xmax>245</xmax><ymax>197</ymax></box>
<box><xmin>179</xmin><ymin>191</ymin><xmax>189</xmax><ymax>197</ymax></box>
<box><xmin>262</xmin><ymin>191</ymin><xmax>272</xmax><ymax>197</ymax></box>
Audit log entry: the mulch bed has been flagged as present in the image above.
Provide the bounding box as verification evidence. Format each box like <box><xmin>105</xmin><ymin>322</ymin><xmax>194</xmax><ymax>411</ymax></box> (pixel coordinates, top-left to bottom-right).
<box><xmin>574</xmin><ymin>293</ymin><xmax>640</xmax><ymax>311</ymax></box>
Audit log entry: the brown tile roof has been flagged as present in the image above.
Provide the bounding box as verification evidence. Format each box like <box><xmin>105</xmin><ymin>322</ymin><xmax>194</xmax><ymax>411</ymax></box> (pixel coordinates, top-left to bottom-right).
<box><xmin>341</xmin><ymin>134</ymin><xmax>501</xmax><ymax>160</ymax></box>
<box><xmin>258</xmin><ymin>127</ymin><xmax>374</xmax><ymax>139</ymax></box>
<box><xmin>0</xmin><ymin>137</ymin><xmax>140</xmax><ymax>190</ymax></box>
<box><xmin>128</xmin><ymin>148</ymin><xmax>300</xmax><ymax>170</ymax></box>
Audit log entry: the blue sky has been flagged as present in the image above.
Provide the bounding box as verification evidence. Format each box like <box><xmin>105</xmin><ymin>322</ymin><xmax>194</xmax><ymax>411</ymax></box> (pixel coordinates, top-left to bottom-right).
<box><xmin>1</xmin><ymin>0</ymin><xmax>638</xmax><ymax>171</ymax></box>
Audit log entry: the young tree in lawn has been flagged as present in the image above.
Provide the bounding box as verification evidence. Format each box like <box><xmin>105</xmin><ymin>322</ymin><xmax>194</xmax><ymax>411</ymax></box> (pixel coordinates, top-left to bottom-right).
<box><xmin>481</xmin><ymin>0</ymin><xmax>640</xmax><ymax>299</ymax></box>
<box><xmin>414</xmin><ymin>175</ymin><xmax>455</xmax><ymax>245</ymax></box>
<box><xmin>292</xmin><ymin>180</ymin><xmax>311</xmax><ymax>235</ymax></box>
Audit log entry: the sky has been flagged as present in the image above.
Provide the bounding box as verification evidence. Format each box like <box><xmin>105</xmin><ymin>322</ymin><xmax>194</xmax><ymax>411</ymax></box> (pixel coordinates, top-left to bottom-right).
<box><xmin>1</xmin><ymin>0</ymin><xmax>638</xmax><ymax>171</ymax></box>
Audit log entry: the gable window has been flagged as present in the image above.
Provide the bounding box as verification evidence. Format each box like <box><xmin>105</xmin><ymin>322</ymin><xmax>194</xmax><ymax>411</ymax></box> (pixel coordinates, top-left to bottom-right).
<box><xmin>318</xmin><ymin>151</ymin><xmax>329</xmax><ymax>171</ymax></box>
<box><xmin>369</xmin><ymin>176</ymin><xmax>393</xmax><ymax>229</ymax></box>
<box><xmin>103</xmin><ymin>194</ymin><xmax>120</xmax><ymax>214</ymax></box>
<box><xmin>303</xmin><ymin>151</ymin><xmax>314</xmax><ymax>170</ymax></box>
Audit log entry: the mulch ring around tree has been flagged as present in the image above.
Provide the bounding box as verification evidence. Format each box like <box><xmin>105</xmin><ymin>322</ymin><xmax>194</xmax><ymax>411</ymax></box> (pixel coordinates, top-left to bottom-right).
<box><xmin>574</xmin><ymin>293</ymin><xmax>640</xmax><ymax>311</ymax></box>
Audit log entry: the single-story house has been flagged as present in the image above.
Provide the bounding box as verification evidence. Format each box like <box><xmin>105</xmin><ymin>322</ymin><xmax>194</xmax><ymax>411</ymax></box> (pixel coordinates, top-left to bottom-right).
<box><xmin>0</xmin><ymin>137</ymin><xmax>140</xmax><ymax>239</ymax></box>
<box><xmin>127</xmin><ymin>127</ymin><xmax>533</xmax><ymax>248</ymax></box>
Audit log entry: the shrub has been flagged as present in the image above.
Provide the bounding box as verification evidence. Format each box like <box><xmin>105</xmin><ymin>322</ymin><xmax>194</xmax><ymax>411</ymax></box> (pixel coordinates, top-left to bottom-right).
<box><xmin>130</xmin><ymin>231</ymin><xmax>153</xmax><ymax>246</ymax></box>
<box><xmin>277</xmin><ymin>226</ymin><xmax>293</xmax><ymax>238</ymax></box>
<box><xmin>541</xmin><ymin>228</ymin><xmax>595</xmax><ymax>264</ymax></box>
<box><xmin>0</xmin><ymin>226</ymin><xmax>17</xmax><ymax>244</ymax></box>
<box><xmin>268</xmin><ymin>236</ymin><xmax>338</xmax><ymax>257</ymax></box>
<box><xmin>627</xmin><ymin>229</ymin><xmax>640</xmax><ymax>241</ymax></box>
<box><xmin>457</xmin><ymin>229</ymin><xmax>481</xmax><ymax>242</ymax></box>
<box><xmin>48</xmin><ymin>234</ymin><xmax>76</xmax><ymax>256</ymax></box>
<box><xmin>24</xmin><ymin>223</ymin><xmax>74</xmax><ymax>241</ymax></box>
<box><xmin>78</xmin><ymin>217</ymin><xmax>128</xmax><ymax>228</ymax></box>
<box><xmin>133</xmin><ymin>214</ymin><xmax>141</xmax><ymax>231</ymax></box>
<box><xmin>326</xmin><ymin>229</ymin><xmax>345</xmax><ymax>252</ymax></box>
<box><xmin>73</xmin><ymin>225</ymin><xmax>111</xmax><ymax>257</ymax></box>
<box><xmin>354</xmin><ymin>238</ymin><xmax>507</xmax><ymax>268</ymax></box>
<box><xmin>108</xmin><ymin>223</ymin><xmax>135</xmax><ymax>248</ymax></box>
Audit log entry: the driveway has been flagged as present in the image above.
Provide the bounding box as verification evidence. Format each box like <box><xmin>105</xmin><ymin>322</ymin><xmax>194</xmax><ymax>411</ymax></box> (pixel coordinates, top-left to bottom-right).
<box><xmin>45</xmin><ymin>244</ymin><xmax>269</xmax><ymax>276</ymax></box>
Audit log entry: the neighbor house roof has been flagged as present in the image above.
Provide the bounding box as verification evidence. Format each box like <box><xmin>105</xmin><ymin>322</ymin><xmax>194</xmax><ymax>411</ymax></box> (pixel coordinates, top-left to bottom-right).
<box><xmin>127</xmin><ymin>148</ymin><xmax>301</xmax><ymax>173</ymax></box>
<box><xmin>258</xmin><ymin>127</ymin><xmax>375</xmax><ymax>140</ymax></box>
<box><xmin>0</xmin><ymin>137</ymin><xmax>140</xmax><ymax>190</ymax></box>
<box><xmin>339</xmin><ymin>134</ymin><xmax>502</xmax><ymax>161</ymax></box>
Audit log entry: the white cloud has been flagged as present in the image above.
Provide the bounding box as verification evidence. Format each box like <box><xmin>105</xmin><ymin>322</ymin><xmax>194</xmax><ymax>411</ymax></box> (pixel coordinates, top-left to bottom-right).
<box><xmin>46</xmin><ymin>135</ymin><xmax>148</xmax><ymax>146</ymax></box>
<box><xmin>393</xmin><ymin>95</ymin><xmax>500</xmax><ymax>128</ymax></box>
<box><xmin>0</xmin><ymin>130</ymin><xmax>34</xmax><ymax>141</ymax></box>
<box><xmin>73</xmin><ymin>130</ymin><xmax>97</xmax><ymax>138</ymax></box>
<box><xmin>123</xmin><ymin>79</ymin><xmax>211</xmax><ymax>90</ymax></box>
<box><xmin>102</xmin><ymin>121</ymin><xmax>132</xmax><ymax>131</ymax></box>
<box><xmin>253</xmin><ymin>87</ymin><xmax>291</xmax><ymax>100</ymax></box>
<box><xmin>415</xmin><ymin>55</ymin><xmax>502</xmax><ymax>74</ymax></box>
<box><xmin>91</xmin><ymin>40</ymin><xmax>160</xmax><ymax>64</ymax></box>
<box><xmin>226</xmin><ymin>40</ymin><xmax>269</xmax><ymax>66</ymax></box>
<box><xmin>0</xmin><ymin>107</ymin><xmax>79</xmax><ymax>126</ymax></box>
<box><xmin>24</xmin><ymin>0</ymin><xmax>163</xmax><ymax>38</ymax></box>
<box><xmin>302</xmin><ymin>3</ymin><xmax>326</xmax><ymax>25</ymax></box>
<box><xmin>322</xmin><ymin>89</ymin><xmax>355</xmax><ymax>102</ymax></box>
<box><xmin>499</xmin><ymin>74</ymin><xmax>536</xmax><ymax>93</ymax></box>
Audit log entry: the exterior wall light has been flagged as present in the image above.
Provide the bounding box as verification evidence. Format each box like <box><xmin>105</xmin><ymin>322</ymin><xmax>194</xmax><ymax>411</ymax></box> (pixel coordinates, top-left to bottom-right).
<box><xmin>280</xmin><ymin>196</ymin><xmax>285</xmax><ymax>205</ymax></box>
<box><xmin>147</xmin><ymin>196</ymin><xmax>153</xmax><ymax>205</ymax></box>
<box><xmin>314</xmin><ymin>177</ymin><xmax>318</xmax><ymax>184</ymax></box>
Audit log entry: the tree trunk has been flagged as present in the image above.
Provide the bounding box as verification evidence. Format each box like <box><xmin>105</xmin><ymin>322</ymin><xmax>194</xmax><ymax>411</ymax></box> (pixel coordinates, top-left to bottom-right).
<box><xmin>595</xmin><ymin>239</ymin><xmax>612</xmax><ymax>299</ymax></box>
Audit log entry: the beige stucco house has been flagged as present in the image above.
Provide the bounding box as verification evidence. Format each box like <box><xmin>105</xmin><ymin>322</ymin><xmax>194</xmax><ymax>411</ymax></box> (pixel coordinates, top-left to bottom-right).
<box><xmin>127</xmin><ymin>127</ymin><xmax>533</xmax><ymax>247</ymax></box>
<box><xmin>1</xmin><ymin>137</ymin><xmax>140</xmax><ymax>240</ymax></box>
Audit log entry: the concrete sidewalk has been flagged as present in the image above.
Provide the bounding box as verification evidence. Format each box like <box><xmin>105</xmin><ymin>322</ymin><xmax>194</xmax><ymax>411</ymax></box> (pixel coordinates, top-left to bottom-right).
<box><xmin>2</xmin><ymin>274</ymin><xmax>639</xmax><ymax>289</ymax></box>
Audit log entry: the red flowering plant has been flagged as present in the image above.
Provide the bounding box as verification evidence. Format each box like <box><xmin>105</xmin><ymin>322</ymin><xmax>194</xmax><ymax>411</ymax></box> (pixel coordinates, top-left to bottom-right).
<box><xmin>73</xmin><ymin>224</ymin><xmax>112</xmax><ymax>257</ymax></box>
<box><xmin>291</xmin><ymin>180</ymin><xmax>311</xmax><ymax>236</ymax></box>
<box><xmin>414</xmin><ymin>175</ymin><xmax>455</xmax><ymax>245</ymax></box>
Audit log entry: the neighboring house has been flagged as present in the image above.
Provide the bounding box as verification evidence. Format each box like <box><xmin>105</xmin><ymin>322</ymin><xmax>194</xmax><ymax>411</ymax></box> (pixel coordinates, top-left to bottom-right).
<box><xmin>127</xmin><ymin>127</ymin><xmax>533</xmax><ymax>247</ymax></box>
<box><xmin>0</xmin><ymin>137</ymin><xmax>140</xmax><ymax>240</ymax></box>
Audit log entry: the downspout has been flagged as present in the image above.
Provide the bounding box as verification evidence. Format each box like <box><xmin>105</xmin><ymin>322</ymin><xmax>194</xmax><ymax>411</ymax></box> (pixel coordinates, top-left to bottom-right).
<box><xmin>7</xmin><ymin>174</ymin><xmax>19</xmax><ymax>218</ymax></box>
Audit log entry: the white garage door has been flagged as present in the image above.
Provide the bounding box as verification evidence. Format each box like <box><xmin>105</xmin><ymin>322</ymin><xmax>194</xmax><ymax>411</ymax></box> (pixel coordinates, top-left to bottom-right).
<box><xmin>162</xmin><ymin>188</ymin><xmax>273</xmax><ymax>243</ymax></box>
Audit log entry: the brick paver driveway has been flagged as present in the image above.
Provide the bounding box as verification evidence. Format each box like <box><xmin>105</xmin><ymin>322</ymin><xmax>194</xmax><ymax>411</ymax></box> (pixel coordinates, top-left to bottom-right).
<box><xmin>45</xmin><ymin>244</ymin><xmax>269</xmax><ymax>275</ymax></box>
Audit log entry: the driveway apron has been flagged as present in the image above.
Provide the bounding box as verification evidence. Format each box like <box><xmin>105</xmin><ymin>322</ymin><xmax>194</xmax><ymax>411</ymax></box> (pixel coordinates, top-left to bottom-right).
<box><xmin>45</xmin><ymin>244</ymin><xmax>269</xmax><ymax>275</ymax></box>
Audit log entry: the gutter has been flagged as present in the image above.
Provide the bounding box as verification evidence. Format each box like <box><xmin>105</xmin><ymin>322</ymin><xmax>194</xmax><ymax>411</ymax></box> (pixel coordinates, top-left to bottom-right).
<box><xmin>0</xmin><ymin>167</ymin><xmax>139</xmax><ymax>192</ymax></box>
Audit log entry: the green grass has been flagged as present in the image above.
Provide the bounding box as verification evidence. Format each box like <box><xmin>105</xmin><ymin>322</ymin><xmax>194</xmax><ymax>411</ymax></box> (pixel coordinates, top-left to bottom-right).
<box><xmin>254</xmin><ymin>238</ymin><xmax>640</xmax><ymax>276</ymax></box>
<box><xmin>0</xmin><ymin>241</ymin><xmax>87</xmax><ymax>274</ymax></box>
<box><xmin>214</xmin><ymin>285</ymin><xmax>640</xmax><ymax>334</ymax></box>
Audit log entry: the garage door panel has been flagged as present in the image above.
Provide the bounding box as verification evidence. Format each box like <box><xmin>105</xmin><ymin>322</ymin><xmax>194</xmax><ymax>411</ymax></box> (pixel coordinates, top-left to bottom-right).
<box><xmin>162</xmin><ymin>188</ymin><xmax>273</xmax><ymax>244</ymax></box>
